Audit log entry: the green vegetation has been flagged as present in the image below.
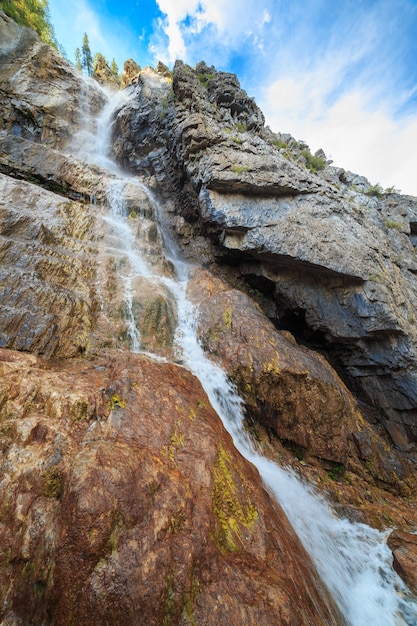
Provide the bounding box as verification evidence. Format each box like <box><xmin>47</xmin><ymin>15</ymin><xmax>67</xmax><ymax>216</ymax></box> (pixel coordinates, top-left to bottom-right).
<box><xmin>231</xmin><ymin>164</ymin><xmax>249</xmax><ymax>174</ymax></box>
<box><xmin>368</xmin><ymin>273</ymin><xmax>384</xmax><ymax>284</ymax></box>
<box><xmin>42</xmin><ymin>466</ymin><xmax>62</xmax><ymax>498</ymax></box>
<box><xmin>272</xmin><ymin>138</ymin><xmax>287</xmax><ymax>150</ymax></box>
<box><xmin>301</xmin><ymin>149</ymin><xmax>326</xmax><ymax>173</ymax></box>
<box><xmin>0</xmin><ymin>0</ymin><xmax>58</xmax><ymax>47</ymax></box>
<box><xmin>212</xmin><ymin>444</ymin><xmax>258</xmax><ymax>552</ymax></box>
<box><xmin>384</xmin><ymin>219</ymin><xmax>403</xmax><ymax>230</ymax></box>
<box><xmin>234</xmin><ymin>121</ymin><xmax>247</xmax><ymax>132</ymax></box>
<box><xmin>327</xmin><ymin>463</ymin><xmax>345</xmax><ymax>481</ymax></box>
<box><xmin>81</xmin><ymin>32</ymin><xmax>93</xmax><ymax>76</ymax></box>
<box><xmin>197</xmin><ymin>72</ymin><xmax>215</xmax><ymax>88</ymax></box>
<box><xmin>111</xmin><ymin>58</ymin><xmax>119</xmax><ymax>76</ymax></box>
<box><xmin>366</xmin><ymin>183</ymin><xmax>383</xmax><ymax>198</ymax></box>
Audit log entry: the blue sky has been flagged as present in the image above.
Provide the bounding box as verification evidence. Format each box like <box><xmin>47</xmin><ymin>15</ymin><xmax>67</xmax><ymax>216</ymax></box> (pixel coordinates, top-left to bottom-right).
<box><xmin>48</xmin><ymin>0</ymin><xmax>417</xmax><ymax>195</ymax></box>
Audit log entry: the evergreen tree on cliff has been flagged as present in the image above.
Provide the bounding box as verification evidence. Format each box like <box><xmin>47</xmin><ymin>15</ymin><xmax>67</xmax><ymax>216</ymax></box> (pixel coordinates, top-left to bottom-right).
<box><xmin>0</xmin><ymin>0</ymin><xmax>57</xmax><ymax>47</ymax></box>
<box><xmin>75</xmin><ymin>47</ymin><xmax>82</xmax><ymax>73</ymax></box>
<box><xmin>81</xmin><ymin>32</ymin><xmax>93</xmax><ymax>77</ymax></box>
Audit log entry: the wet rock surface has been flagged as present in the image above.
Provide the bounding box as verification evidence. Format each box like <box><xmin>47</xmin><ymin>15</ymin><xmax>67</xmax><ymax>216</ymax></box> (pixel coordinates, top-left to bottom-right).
<box><xmin>0</xmin><ymin>348</ymin><xmax>343</xmax><ymax>626</ymax></box>
<box><xmin>1</xmin><ymin>11</ymin><xmax>417</xmax><ymax>620</ymax></box>
<box><xmin>189</xmin><ymin>268</ymin><xmax>415</xmax><ymax>495</ymax></box>
<box><xmin>387</xmin><ymin>530</ymin><xmax>417</xmax><ymax>595</ymax></box>
<box><xmin>113</xmin><ymin>58</ymin><xmax>417</xmax><ymax>455</ymax></box>
<box><xmin>0</xmin><ymin>173</ymin><xmax>100</xmax><ymax>357</ymax></box>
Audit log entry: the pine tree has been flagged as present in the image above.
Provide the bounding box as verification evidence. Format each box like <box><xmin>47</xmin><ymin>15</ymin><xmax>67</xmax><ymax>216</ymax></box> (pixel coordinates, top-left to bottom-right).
<box><xmin>75</xmin><ymin>47</ymin><xmax>82</xmax><ymax>73</ymax></box>
<box><xmin>81</xmin><ymin>32</ymin><xmax>93</xmax><ymax>77</ymax></box>
<box><xmin>0</xmin><ymin>0</ymin><xmax>58</xmax><ymax>48</ymax></box>
<box><xmin>111</xmin><ymin>58</ymin><xmax>119</xmax><ymax>77</ymax></box>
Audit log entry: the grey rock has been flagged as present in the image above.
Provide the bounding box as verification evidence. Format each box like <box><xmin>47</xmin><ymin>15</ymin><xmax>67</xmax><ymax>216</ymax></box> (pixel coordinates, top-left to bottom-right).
<box><xmin>113</xmin><ymin>59</ymin><xmax>417</xmax><ymax>450</ymax></box>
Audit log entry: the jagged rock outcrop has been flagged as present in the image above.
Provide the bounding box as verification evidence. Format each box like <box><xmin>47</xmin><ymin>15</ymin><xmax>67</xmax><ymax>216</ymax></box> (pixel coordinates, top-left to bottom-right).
<box><xmin>121</xmin><ymin>57</ymin><xmax>141</xmax><ymax>87</ymax></box>
<box><xmin>112</xmin><ymin>59</ymin><xmax>417</xmax><ymax>457</ymax></box>
<box><xmin>93</xmin><ymin>54</ymin><xmax>121</xmax><ymax>89</ymax></box>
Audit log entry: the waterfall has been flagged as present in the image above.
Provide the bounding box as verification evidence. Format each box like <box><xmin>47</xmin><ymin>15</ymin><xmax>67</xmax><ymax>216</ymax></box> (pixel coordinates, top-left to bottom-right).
<box><xmin>79</xmin><ymin>88</ymin><xmax>417</xmax><ymax>626</ymax></box>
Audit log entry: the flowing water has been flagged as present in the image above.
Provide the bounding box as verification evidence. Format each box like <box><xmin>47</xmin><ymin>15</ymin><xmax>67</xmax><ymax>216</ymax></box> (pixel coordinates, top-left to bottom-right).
<box><xmin>75</xmin><ymin>83</ymin><xmax>417</xmax><ymax>626</ymax></box>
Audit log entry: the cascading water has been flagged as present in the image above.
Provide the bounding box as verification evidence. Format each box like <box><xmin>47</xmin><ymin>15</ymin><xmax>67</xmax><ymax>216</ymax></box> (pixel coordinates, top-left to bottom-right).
<box><xmin>76</xmin><ymin>85</ymin><xmax>417</xmax><ymax>626</ymax></box>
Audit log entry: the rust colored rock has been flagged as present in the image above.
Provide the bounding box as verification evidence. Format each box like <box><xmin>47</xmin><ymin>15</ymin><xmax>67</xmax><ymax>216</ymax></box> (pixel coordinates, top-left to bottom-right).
<box><xmin>387</xmin><ymin>530</ymin><xmax>417</xmax><ymax>594</ymax></box>
<box><xmin>190</xmin><ymin>269</ymin><xmax>414</xmax><ymax>492</ymax></box>
<box><xmin>0</xmin><ymin>348</ymin><xmax>343</xmax><ymax>625</ymax></box>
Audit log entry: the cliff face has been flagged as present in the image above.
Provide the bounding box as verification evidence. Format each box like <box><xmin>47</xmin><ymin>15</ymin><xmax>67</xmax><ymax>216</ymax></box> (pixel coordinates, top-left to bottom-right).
<box><xmin>1</xmin><ymin>11</ymin><xmax>417</xmax><ymax>625</ymax></box>
<box><xmin>112</xmin><ymin>60</ymin><xmax>417</xmax><ymax>456</ymax></box>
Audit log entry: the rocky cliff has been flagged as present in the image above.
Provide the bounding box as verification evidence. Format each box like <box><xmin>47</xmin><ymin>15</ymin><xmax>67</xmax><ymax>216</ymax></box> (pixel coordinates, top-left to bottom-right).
<box><xmin>1</xmin><ymin>10</ymin><xmax>417</xmax><ymax>625</ymax></box>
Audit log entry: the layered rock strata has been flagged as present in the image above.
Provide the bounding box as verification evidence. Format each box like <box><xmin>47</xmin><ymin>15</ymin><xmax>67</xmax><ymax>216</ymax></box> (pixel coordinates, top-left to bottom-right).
<box><xmin>112</xmin><ymin>60</ymin><xmax>417</xmax><ymax>456</ymax></box>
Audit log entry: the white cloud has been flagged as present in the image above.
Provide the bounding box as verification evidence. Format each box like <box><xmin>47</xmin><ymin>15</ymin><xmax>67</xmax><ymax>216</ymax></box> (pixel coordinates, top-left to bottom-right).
<box><xmin>261</xmin><ymin>81</ymin><xmax>417</xmax><ymax>196</ymax></box>
<box><xmin>152</xmin><ymin>0</ymin><xmax>274</xmax><ymax>64</ymax></box>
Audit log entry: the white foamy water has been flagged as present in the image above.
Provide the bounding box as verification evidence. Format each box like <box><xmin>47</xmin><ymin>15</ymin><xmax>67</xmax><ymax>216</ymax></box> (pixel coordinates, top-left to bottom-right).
<box><xmin>76</xmin><ymin>87</ymin><xmax>417</xmax><ymax>626</ymax></box>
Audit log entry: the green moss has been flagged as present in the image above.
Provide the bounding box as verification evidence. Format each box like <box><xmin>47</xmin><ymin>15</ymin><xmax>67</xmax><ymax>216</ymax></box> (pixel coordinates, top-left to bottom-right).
<box><xmin>234</xmin><ymin>122</ymin><xmax>247</xmax><ymax>132</ymax></box>
<box><xmin>231</xmin><ymin>163</ymin><xmax>249</xmax><ymax>174</ymax></box>
<box><xmin>212</xmin><ymin>444</ymin><xmax>258</xmax><ymax>552</ymax></box>
<box><xmin>222</xmin><ymin>307</ymin><xmax>232</xmax><ymax>328</ymax></box>
<box><xmin>42</xmin><ymin>467</ymin><xmax>62</xmax><ymax>499</ymax></box>
<box><xmin>182</xmin><ymin>575</ymin><xmax>200</xmax><ymax>626</ymax></box>
<box><xmin>162</xmin><ymin>574</ymin><xmax>176</xmax><ymax>626</ymax></box>
<box><xmin>368</xmin><ymin>273</ymin><xmax>384</xmax><ymax>284</ymax></box>
<box><xmin>384</xmin><ymin>219</ymin><xmax>403</xmax><ymax>230</ymax></box>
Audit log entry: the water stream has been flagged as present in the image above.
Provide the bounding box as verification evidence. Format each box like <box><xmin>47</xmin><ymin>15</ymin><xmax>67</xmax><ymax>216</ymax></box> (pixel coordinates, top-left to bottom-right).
<box><xmin>76</xmin><ymin>84</ymin><xmax>417</xmax><ymax>626</ymax></box>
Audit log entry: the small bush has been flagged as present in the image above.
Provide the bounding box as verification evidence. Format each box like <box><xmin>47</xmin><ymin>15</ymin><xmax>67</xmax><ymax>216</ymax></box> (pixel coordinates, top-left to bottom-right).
<box><xmin>273</xmin><ymin>139</ymin><xmax>287</xmax><ymax>150</ymax></box>
<box><xmin>234</xmin><ymin>122</ymin><xmax>247</xmax><ymax>132</ymax></box>
<box><xmin>301</xmin><ymin>149</ymin><xmax>326</xmax><ymax>173</ymax></box>
<box><xmin>384</xmin><ymin>219</ymin><xmax>403</xmax><ymax>230</ymax></box>
<box><xmin>366</xmin><ymin>183</ymin><xmax>383</xmax><ymax>198</ymax></box>
<box><xmin>197</xmin><ymin>72</ymin><xmax>215</xmax><ymax>88</ymax></box>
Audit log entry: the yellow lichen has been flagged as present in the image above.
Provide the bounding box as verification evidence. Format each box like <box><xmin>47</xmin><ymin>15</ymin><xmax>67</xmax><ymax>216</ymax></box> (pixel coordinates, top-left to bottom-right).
<box><xmin>222</xmin><ymin>307</ymin><xmax>233</xmax><ymax>328</ymax></box>
<box><xmin>108</xmin><ymin>394</ymin><xmax>126</xmax><ymax>410</ymax></box>
<box><xmin>212</xmin><ymin>444</ymin><xmax>258</xmax><ymax>552</ymax></box>
<box><xmin>162</xmin><ymin>422</ymin><xmax>185</xmax><ymax>465</ymax></box>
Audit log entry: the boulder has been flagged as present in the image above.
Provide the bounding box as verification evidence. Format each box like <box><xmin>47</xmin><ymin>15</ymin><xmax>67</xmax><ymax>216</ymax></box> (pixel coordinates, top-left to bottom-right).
<box><xmin>387</xmin><ymin>530</ymin><xmax>417</xmax><ymax>594</ymax></box>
